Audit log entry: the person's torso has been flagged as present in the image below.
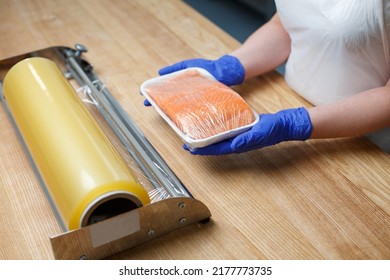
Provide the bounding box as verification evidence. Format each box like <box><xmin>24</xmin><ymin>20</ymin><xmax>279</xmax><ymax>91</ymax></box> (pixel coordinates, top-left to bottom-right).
<box><xmin>275</xmin><ymin>0</ymin><xmax>390</xmax><ymax>105</ymax></box>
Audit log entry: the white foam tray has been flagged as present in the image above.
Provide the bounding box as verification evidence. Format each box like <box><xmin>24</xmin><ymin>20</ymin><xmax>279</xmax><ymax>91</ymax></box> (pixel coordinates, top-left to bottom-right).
<box><xmin>140</xmin><ymin>67</ymin><xmax>259</xmax><ymax>149</ymax></box>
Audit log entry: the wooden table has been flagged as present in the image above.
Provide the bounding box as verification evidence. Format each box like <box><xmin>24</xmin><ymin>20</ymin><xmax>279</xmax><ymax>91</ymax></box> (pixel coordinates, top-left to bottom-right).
<box><xmin>0</xmin><ymin>0</ymin><xmax>389</xmax><ymax>260</ymax></box>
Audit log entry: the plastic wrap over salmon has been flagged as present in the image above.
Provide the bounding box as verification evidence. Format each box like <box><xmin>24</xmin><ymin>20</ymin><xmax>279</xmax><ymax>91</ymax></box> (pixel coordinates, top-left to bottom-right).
<box><xmin>140</xmin><ymin>68</ymin><xmax>259</xmax><ymax>149</ymax></box>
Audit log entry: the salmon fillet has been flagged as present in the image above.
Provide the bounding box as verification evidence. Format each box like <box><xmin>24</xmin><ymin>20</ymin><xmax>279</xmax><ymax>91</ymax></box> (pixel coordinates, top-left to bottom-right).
<box><xmin>145</xmin><ymin>69</ymin><xmax>255</xmax><ymax>140</ymax></box>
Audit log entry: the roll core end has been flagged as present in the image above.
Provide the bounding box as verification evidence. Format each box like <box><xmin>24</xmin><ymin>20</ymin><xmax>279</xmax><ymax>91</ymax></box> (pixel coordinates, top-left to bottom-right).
<box><xmin>80</xmin><ymin>191</ymin><xmax>142</xmax><ymax>227</ymax></box>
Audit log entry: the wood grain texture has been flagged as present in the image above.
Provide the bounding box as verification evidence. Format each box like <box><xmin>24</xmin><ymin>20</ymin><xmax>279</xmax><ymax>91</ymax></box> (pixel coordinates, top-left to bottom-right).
<box><xmin>0</xmin><ymin>0</ymin><xmax>389</xmax><ymax>260</ymax></box>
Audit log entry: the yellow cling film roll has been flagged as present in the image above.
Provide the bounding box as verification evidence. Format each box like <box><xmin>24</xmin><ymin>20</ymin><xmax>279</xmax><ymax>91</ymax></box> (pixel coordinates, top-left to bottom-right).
<box><xmin>2</xmin><ymin>57</ymin><xmax>150</xmax><ymax>230</ymax></box>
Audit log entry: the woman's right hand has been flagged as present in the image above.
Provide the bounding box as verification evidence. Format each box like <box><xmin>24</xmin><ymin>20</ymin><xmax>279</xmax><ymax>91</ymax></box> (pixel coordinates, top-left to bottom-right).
<box><xmin>159</xmin><ymin>54</ymin><xmax>245</xmax><ymax>86</ymax></box>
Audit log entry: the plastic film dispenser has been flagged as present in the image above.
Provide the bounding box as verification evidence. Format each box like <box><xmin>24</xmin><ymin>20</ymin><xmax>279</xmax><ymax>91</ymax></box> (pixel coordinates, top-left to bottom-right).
<box><xmin>0</xmin><ymin>44</ymin><xmax>211</xmax><ymax>260</ymax></box>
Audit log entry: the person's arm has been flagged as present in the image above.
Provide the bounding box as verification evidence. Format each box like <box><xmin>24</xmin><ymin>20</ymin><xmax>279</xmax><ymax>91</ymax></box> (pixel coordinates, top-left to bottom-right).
<box><xmin>309</xmin><ymin>79</ymin><xmax>390</xmax><ymax>139</ymax></box>
<box><xmin>231</xmin><ymin>13</ymin><xmax>291</xmax><ymax>80</ymax></box>
<box><xmin>187</xmin><ymin>83</ymin><xmax>390</xmax><ymax>156</ymax></box>
<box><xmin>156</xmin><ymin>13</ymin><xmax>290</xmax><ymax>87</ymax></box>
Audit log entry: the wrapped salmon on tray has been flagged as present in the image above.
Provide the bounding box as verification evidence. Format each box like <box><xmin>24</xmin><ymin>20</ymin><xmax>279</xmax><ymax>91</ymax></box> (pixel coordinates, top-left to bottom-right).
<box><xmin>140</xmin><ymin>68</ymin><xmax>259</xmax><ymax>149</ymax></box>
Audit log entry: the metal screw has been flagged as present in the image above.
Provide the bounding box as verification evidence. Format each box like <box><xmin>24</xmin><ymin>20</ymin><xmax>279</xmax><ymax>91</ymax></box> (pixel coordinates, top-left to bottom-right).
<box><xmin>74</xmin><ymin>43</ymin><xmax>88</xmax><ymax>57</ymax></box>
<box><xmin>148</xmin><ymin>229</ymin><xmax>155</xmax><ymax>236</ymax></box>
<box><xmin>64</xmin><ymin>71</ymin><xmax>73</xmax><ymax>79</ymax></box>
<box><xmin>179</xmin><ymin>217</ymin><xmax>186</xmax><ymax>224</ymax></box>
<box><xmin>179</xmin><ymin>202</ymin><xmax>186</xmax><ymax>208</ymax></box>
<box><xmin>79</xmin><ymin>255</ymin><xmax>88</xmax><ymax>260</ymax></box>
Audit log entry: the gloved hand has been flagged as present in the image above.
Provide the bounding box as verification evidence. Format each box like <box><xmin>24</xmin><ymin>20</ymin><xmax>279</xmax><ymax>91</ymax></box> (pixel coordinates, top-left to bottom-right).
<box><xmin>184</xmin><ymin>107</ymin><xmax>313</xmax><ymax>156</ymax></box>
<box><xmin>159</xmin><ymin>54</ymin><xmax>245</xmax><ymax>86</ymax></box>
<box><xmin>144</xmin><ymin>54</ymin><xmax>245</xmax><ymax>106</ymax></box>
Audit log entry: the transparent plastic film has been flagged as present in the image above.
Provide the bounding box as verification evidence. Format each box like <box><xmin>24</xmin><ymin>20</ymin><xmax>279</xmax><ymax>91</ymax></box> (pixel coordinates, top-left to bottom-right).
<box><xmin>75</xmin><ymin>83</ymin><xmax>179</xmax><ymax>203</ymax></box>
<box><xmin>140</xmin><ymin>68</ymin><xmax>259</xmax><ymax>150</ymax></box>
<box><xmin>1</xmin><ymin>57</ymin><xmax>153</xmax><ymax>230</ymax></box>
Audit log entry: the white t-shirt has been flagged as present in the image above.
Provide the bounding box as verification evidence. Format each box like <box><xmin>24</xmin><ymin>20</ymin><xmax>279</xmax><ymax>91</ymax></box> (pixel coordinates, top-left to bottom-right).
<box><xmin>275</xmin><ymin>0</ymin><xmax>390</xmax><ymax>106</ymax></box>
<box><xmin>275</xmin><ymin>0</ymin><xmax>390</xmax><ymax>152</ymax></box>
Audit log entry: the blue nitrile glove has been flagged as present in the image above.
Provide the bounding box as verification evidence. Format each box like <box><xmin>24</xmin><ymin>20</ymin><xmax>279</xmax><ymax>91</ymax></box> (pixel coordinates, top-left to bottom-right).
<box><xmin>144</xmin><ymin>55</ymin><xmax>245</xmax><ymax>106</ymax></box>
<box><xmin>159</xmin><ymin>55</ymin><xmax>245</xmax><ymax>86</ymax></box>
<box><xmin>184</xmin><ymin>107</ymin><xmax>313</xmax><ymax>156</ymax></box>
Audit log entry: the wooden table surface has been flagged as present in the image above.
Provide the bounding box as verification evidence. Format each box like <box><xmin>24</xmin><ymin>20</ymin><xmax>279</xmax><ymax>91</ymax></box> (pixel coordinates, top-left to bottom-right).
<box><xmin>0</xmin><ymin>0</ymin><xmax>389</xmax><ymax>260</ymax></box>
